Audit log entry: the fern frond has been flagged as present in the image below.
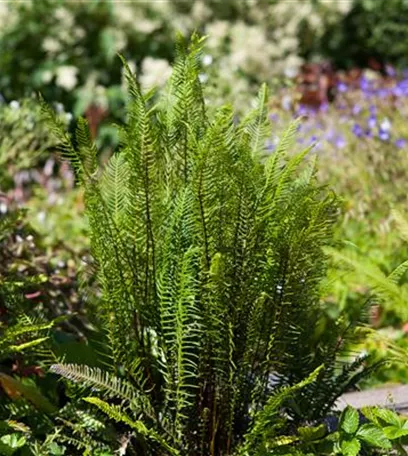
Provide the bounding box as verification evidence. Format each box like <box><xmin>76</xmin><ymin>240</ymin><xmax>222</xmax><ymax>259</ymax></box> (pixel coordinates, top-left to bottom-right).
<box><xmin>0</xmin><ymin>318</ymin><xmax>55</xmax><ymax>359</ymax></box>
<box><xmin>84</xmin><ymin>397</ymin><xmax>180</xmax><ymax>455</ymax></box>
<box><xmin>39</xmin><ymin>96</ymin><xmax>85</xmax><ymax>179</ymax></box>
<box><xmin>159</xmin><ymin>243</ymin><xmax>201</xmax><ymax>435</ymax></box>
<box><xmin>100</xmin><ymin>153</ymin><xmax>130</xmax><ymax>223</ymax></box>
<box><xmin>49</xmin><ymin>364</ymin><xmax>146</xmax><ymax>407</ymax></box>
<box><xmin>75</xmin><ymin>116</ymin><xmax>98</xmax><ymax>176</ymax></box>
<box><xmin>241</xmin><ymin>83</ymin><xmax>270</xmax><ymax>157</ymax></box>
<box><xmin>239</xmin><ymin>366</ymin><xmax>323</xmax><ymax>455</ymax></box>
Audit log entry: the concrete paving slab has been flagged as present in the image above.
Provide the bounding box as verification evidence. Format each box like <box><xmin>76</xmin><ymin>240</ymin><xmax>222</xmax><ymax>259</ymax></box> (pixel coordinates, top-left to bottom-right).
<box><xmin>336</xmin><ymin>385</ymin><xmax>408</xmax><ymax>414</ymax></box>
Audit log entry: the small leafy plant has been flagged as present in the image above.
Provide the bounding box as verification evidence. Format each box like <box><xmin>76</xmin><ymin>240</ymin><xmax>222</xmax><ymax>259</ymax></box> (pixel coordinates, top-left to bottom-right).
<box><xmin>273</xmin><ymin>405</ymin><xmax>408</xmax><ymax>455</ymax></box>
<box><xmin>334</xmin><ymin>406</ymin><xmax>391</xmax><ymax>456</ymax></box>
<box><xmin>41</xmin><ymin>34</ymin><xmax>379</xmax><ymax>455</ymax></box>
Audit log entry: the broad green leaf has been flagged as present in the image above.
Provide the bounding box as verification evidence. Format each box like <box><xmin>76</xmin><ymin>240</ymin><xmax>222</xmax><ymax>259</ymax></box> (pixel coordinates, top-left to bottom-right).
<box><xmin>0</xmin><ymin>434</ymin><xmax>27</xmax><ymax>455</ymax></box>
<box><xmin>372</xmin><ymin>407</ymin><xmax>401</xmax><ymax>427</ymax></box>
<box><xmin>356</xmin><ymin>424</ymin><xmax>392</xmax><ymax>449</ymax></box>
<box><xmin>340</xmin><ymin>437</ymin><xmax>360</xmax><ymax>456</ymax></box>
<box><xmin>340</xmin><ymin>406</ymin><xmax>359</xmax><ymax>434</ymax></box>
<box><xmin>361</xmin><ymin>406</ymin><xmax>379</xmax><ymax>425</ymax></box>
<box><xmin>48</xmin><ymin>442</ymin><xmax>67</xmax><ymax>455</ymax></box>
<box><xmin>383</xmin><ymin>425</ymin><xmax>408</xmax><ymax>440</ymax></box>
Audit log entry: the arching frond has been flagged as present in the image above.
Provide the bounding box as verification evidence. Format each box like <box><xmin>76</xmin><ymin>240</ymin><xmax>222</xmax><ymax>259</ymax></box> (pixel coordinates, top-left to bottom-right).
<box><xmin>84</xmin><ymin>397</ymin><xmax>180</xmax><ymax>456</ymax></box>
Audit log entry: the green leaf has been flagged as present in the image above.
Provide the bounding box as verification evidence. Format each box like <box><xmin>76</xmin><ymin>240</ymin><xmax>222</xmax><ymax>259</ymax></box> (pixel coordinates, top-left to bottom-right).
<box><xmin>100</xmin><ymin>28</ymin><xmax>117</xmax><ymax>63</ymax></box>
<box><xmin>8</xmin><ymin>336</ymin><xmax>49</xmax><ymax>353</ymax></box>
<box><xmin>0</xmin><ymin>434</ymin><xmax>27</xmax><ymax>455</ymax></box>
<box><xmin>356</xmin><ymin>424</ymin><xmax>392</xmax><ymax>449</ymax></box>
<box><xmin>240</xmin><ymin>366</ymin><xmax>324</xmax><ymax>455</ymax></box>
<box><xmin>383</xmin><ymin>425</ymin><xmax>408</xmax><ymax>440</ymax></box>
<box><xmin>0</xmin><ymin>373</ymin><xmax>56</xmax><ymax>414</ymax></box>
<box><xmin>361</xmin><ymin>406</ymin><xmax>379</xmax><ymax>425</ymax></box>
<box><xmin>372</xmin><ymin>407</ymin><xmax>401</xmax><ymax>427</ymax></box>
<box><xmin>48</xmin><ymin>442</ymin><xmax>66</xmax><ymax>455</ymax></box>
<box><xmin>84</xmin><ymin>397</ymin><xmax>180</xmax><ymax>455</ymax></box>
<box><xmin>298</xmin><ymin>424</ymin><xmax>327</xmax><ymax>442</ymax></box>
<box><xmin>340</xmin><ymin>437</ymin><xmax>361</xmax><ymax>456</ymax></box>
<box><xmin>340</xmin><ymin>406</ymin><xmax>359</xmax><ymax>435</ymax></box>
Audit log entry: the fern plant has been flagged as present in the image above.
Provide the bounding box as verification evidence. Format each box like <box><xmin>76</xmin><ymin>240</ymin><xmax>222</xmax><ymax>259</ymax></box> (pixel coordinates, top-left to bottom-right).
<box><xmin>44</xmin><ymin>34</ymin><xmax>376</xmax><ymax>455</ymax></box>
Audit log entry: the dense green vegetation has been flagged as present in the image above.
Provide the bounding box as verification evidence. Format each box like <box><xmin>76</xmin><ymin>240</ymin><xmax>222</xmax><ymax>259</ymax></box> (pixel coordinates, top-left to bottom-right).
<box><xmin>0</xmin><ymin>34</ymin><xmax>404</xmax><ymax>455</ymax></box>
<box><xmin>1</xmin><ymin>0</ymin><xmax>408</xmax><ymax>453</ymax></box>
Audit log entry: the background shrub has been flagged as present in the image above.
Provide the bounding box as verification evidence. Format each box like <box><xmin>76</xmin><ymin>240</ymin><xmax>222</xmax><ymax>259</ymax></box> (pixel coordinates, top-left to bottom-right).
<box><xmin>320</xmin><ymin>0</ymin><xmax>408</xmax><ymax>70</ymax></box>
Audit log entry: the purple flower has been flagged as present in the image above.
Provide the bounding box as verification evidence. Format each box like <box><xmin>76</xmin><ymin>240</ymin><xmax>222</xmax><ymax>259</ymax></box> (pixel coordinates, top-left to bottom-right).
<box><xmin>326</xmin><ymin>128</ymin><xmax>335</xmax><ymax>141</ymax></box>
<box><xmin>334</xmin><ymin>135</ymin><xmax>346</xmax><ymax>149</ymax></box>
<box><xmin>320</xmin><ymin>102</ymin><xmax>329</xmax><ymax>113</ymax></box>
<box><xmin>360</xmin><ymin>77</ymin><xmax>373</xmax><ymax>93</ymax></box>
<box><xmin>385</xmin><ymin>64</ymin><xmax>396</xmax><ymax>77</ymax></box>
<box><xmin>393</xmin><ymin>86</ymin><xmax>404</xmax><ymax>97</ymax></box>
<box><xmin>378</xmin><ymin>88</ymin><xmax>390</xmax><ymax>98</ymax></box>
<box><xmin>368</xmin><ymin>115</ymin><xmax>377</xmax><ymax>130</ymax></box>
<box><xmin>397</xmin><ymin>79</ymin><xmax>408</xmax><ymax>97</ymax></box>
<box><xmin>379</xmin><ymin>130</ymin><xmax>390</xmax><ymax>141</ymax></box>
<box><xmin>337</xmin><ymin>82</ymin><xmax>348</xmax><ymax>93</ymax></box>
<box><xmin>296</xmin><ymin>104</ymin><xmax>312</xmax><ymax>117</ymax></box>
<box><xmin>395</xmin><ymin>138</ymin><xmax>406</xmax><ymax>148</ymax></box>
<box><xmin>352</xmin><ymin>123</ymin><xmax>364</xmax><ymax>138</ymax></box>
<box><xmin>266</xmin><ymin>139</ymin><xmax>276</xmax><ymax>151</ymax></box>
<box><xmin>352</xmin><ymin>104</ymin><xmax>362</xmax><ymax>115</ymax></box>
<box><xmin>270</xmin><ymin>113</ymin><xmax>279</xmax><ymax>122</ymax></box>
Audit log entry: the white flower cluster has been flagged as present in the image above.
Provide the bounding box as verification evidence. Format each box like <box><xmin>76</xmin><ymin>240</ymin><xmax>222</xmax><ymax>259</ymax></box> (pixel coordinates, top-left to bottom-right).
<box><xmin>159</xmin><ymin>0</ymin><xmax>350</xmax><ymax>110</ymax></box>
<box><xmin>0</xmin><ymin>3</ymin><xmax>17</xmax><ymax>30</ymax></box>
<box><xmin>203</xmin><ymin>0</ymin><xmax>351</xmax><ymax>82</ymax></box>
<box><xmin>139</xmin><ymin>58</ymin><xmax>172</xmax><ymax>90</ymax></box>
<box><xmin>3</xmin><ymin>0</ymin><xmax>352</xmax><ymax>113</ymax></box>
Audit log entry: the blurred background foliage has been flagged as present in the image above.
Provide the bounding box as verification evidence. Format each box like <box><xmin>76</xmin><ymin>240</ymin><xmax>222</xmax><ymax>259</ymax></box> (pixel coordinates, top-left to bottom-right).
<box><xmin>0</xmin><ymin>0</ymin><xmax>349</xmax><ymax>128</ymax></box>
<box><xmin>1</xmin><ymin>0</ymin><xmax>408</xmax><ymax>402</ymax></box>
